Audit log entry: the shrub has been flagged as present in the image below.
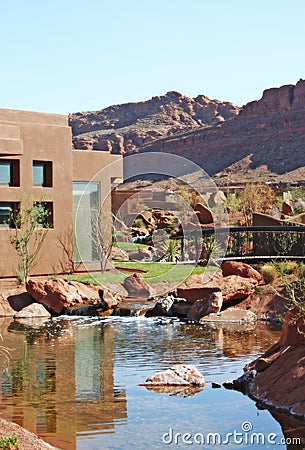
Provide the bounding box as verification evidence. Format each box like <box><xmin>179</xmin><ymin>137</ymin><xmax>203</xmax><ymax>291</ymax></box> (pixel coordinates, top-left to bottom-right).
<box><xmin>0</xmin><ymin>436</ymin><xmax>18</xmax><ymax>449</ymax></box>
<box><xmin>240</xmin><ymin>183</ymin><xmax>275</xmax><ymax>226</ymax></box>
<box><xmin>260</xmin><ymin>264</ymin><xmax>278</xmax><ymax>284</ymax></box>
<box><xmin>272</xmin><ymin>260</ymin><xmax>299</xmax><ymax>277</ymax></box>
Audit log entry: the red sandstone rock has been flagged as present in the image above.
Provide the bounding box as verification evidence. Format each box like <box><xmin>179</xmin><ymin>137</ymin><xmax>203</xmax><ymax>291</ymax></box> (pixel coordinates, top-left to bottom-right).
<box><xmin>281</xmin><ymin>200</ymin><xmax>294</xmax><ymax>216</ymax></box>
<box><xmin>252</xmin><ymin>213</ymin><xmax>282</xmax><ymax>227</ymax></box>
<box><xmin>176</xmin><ymin>273</ymin><xmax>222</xmax><ymax>303</ymax></box>
<box><xmin>187</xmin><ymin>291</ymin><xmax>223</xmax><ymax>320</ymax></box>
<box><xmin>123</xmin><ymin>273</ymin><xmax>151</xmax><ymax>298</ymax></box>
<box><xmin>194</xmin><ymin>203</ymin><xmax>214</xmax><ymax>225</ymax></box>
<box><xmin>13</xmin><ymin>303</ymin><xmax>51</xmax><ymax>318</ymax></box>
<box><xmin>221</xmin><ymin>261</ymin><xmax>262</xmax><ymax>282</ymax></box>
<box><xmin>177</xmin><ymin>272</ymin><xmax>257</xmax><ymax>305</ymax></box>
<box><xmin>26</xmin><ymin>278</ymin><xmax>82</xmax><ymax>314</ymax></box>
<box><xmin>221</xmin><ymin>275</ymin><xmax>258</xmax><ymax>302</ymax></box>
<box><xmin>247</xmin><ymin>307</ymin><xmax>305</xmax><ymax>419</ymax></box>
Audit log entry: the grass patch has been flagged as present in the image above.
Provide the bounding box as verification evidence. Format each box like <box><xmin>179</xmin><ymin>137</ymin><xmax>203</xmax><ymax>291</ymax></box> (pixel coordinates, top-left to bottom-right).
<box><xmin>113</xmin><ymin>242</ymin><xmax>148</xmax><ymax>253</ymax></box>
<box><xmin>65</xmin><ymin>261</ymin><xmax>217</xmax><ymax>286</ymax></box>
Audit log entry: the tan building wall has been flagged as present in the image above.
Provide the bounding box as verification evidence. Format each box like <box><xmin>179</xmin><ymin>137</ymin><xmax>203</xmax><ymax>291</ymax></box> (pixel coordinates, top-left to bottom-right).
<box><xmin>0</xmin><ymin>108</ymin><xmax>123</xmax><ymax>277</ymax></box>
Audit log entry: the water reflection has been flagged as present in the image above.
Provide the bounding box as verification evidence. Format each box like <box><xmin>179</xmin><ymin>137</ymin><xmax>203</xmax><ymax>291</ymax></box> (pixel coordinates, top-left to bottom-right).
<box><xmin>0</xmin><ymin>317</ymin><xmax>303</xmax><ymax>450</ymax></box>
<box><xmin>0</xmin><ymin>318</ymin><xmax>127</xmax><ymax>450</ymax></box>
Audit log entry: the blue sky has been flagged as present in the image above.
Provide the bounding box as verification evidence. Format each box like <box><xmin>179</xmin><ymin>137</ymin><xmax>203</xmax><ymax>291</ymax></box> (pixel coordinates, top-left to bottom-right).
<box><xmin>1</xmin><ymin>0</ymin><xmax>304</xmax><ymax>114</ymax></box>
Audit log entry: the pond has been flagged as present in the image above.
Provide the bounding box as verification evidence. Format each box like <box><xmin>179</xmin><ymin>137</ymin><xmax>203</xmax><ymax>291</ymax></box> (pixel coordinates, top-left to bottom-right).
<box><xmin>0</xmin><ymin>316</ymin><xmax>304</xmax><ymax>450</ymax></box>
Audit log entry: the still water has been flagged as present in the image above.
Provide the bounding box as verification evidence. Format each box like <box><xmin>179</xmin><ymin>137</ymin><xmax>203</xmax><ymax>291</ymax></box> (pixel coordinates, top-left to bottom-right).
<box><xmin>0</xmin><ymin>316</ymin><xmax>304</xmax><ymax>450</ymax></box>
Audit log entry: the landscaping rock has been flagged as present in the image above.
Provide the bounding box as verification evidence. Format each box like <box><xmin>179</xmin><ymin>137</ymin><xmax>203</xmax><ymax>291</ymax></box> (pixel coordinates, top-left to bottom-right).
<box><xmin>245</xmin><ymin>307</ymin><xmax>305</xmax><ymax>419</ymax></box>
<box><xmin>145</xmin><ymin>295</ymin><xmax>175</xmax><ymax>317</ymax></box>
<box><xmin>200</xmin><ymin>307</ymin><xmax>257</xmax><ymax>324</ymax></box>
<box><xmin>143</xmin><ymin>384</ymin><xmax>203</xmax><ymax>397</ymax></box>
<box><xmin>187</xmin><ymin>292</ymin><xmax>223</xmax><ymax>320</ymax></box>
<box><xmin>223</xmin><ymin>370</ymin><xmax>257</xmax><ymax>393</ymax></box>
<box><xmin>221</xmin><ymin>275</ymin><xmax>258</xmax><ymax>303</ymax></box>
<box><xmin>123</xmin><ymin>273</ymin><xmax>151</xmax><ymax>298</ymax></box>
<box><xmin>110</xmin><ymin>246</ymin><xmax>129</xmax><ymax>261</ymax></box>
<box><xmin>26</xmin><ymin>278</ymin><xmax>83</xmax><ymax>314</ymax></box>
<box><xmin>128</xmin><ymin>247</ymin><xmax>152</xmax><ymax>261</ymax></box>
<box><xmin>171</xmin><ymin>298</ymin><xmax>192</xmax><ymax>318</ymax></box>
<box><xmin>13</xmin><ymin>303</ymin><xmax>51</xmax><ymax>318</ymax></box>
<box><xmin>221</xmin><ymin>261</ymin><xmax>262</xmax><ymax>282</ymax></box>
<box><xmin>177</xmin><ymin>272</ymin><xmax>257</xmax><ymax>305</ymax></box>
<box><xmin>281</xmin><ymin>200</ymin><xmax>294</xmax><ymax>216</ymax></box>
<box><xmin>142</xmin><ymin>364</ymin><xmax>205</xmax><ymax>386</ymax></box>
<box><xmin>176</xmin><ymin>273</ymin><xmax>223</xmax><ymax>303</ymax></box>
<box><xmin>194</xmin><ymin>203</ymin><xmax>214</xmax><ymax>225</ymax></box>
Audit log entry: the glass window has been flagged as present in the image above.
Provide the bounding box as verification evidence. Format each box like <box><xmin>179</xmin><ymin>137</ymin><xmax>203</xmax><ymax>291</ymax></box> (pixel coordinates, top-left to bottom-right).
<box><xmin>0</xmin><ymin>162</ymin><xmax>12</xmax><ymax>185</ymax></box>
<box><xmin>33</xmin><ymin>162</ymin><xmax>45</xmax><ymax>186</ymax></box>
<box><xmin>0</xmin><ymin>202</ymin><xmax>19</xmax><ymax>227</ymax></box>
<box><xmin>0</xmin><ymin>160</ymin><xmax>19</xmax><ymax>186</ymax></box>
<box><xmin>73</xmin><ymin>182</ymin><xmax>100</xmax><ymax>263</ymax></box>
<box><xmin>33</xmin><ymin>201</ymin><xmax>54</xmax><ymax>228</ymax></box>
<box><xmin>33</xmin><ymin>161</ymin><xmax>52</xmax><ymax>187</ymax></box>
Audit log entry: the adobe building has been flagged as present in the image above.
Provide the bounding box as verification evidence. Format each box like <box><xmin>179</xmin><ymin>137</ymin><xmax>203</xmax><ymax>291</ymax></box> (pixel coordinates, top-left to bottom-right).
<box><xmin>0</xmin><ymin>108</ymin><xmax>123</xmax><ymax>278</ymax></box>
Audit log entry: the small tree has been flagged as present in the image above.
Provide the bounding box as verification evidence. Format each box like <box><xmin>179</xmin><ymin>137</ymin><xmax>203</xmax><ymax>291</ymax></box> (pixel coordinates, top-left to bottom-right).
<box><xmin>9</xmin><ymin>195</ymin><xmax>51</xmax><ymax>283</ymax></box>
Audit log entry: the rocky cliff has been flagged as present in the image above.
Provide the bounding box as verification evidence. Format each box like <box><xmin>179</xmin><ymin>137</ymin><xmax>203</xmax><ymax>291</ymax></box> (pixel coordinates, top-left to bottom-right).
<box><xmin>69</xmin><ymin>91</ymin><xmax>239</xmax><ymax>153</ymax></box>
<box><xmin>69</xmin><ymin>79</ymin><xmax>305</xmax><ymax>184</ymax></box>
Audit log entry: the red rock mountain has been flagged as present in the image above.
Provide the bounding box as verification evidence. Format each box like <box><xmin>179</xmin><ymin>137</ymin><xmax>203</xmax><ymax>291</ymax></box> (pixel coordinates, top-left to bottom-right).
<box><xmin>69</xmin><ymin>91</ymin><xmax>239</xmax><ymax>153</ymax></box>
<box><xmin>69</xmin><ymin>79</ymin><xmax>305</xmax><ymax>184</ymax></box>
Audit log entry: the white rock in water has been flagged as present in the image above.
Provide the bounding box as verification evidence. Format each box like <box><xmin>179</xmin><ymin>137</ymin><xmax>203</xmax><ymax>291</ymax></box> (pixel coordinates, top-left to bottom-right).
<box><xmin>142</xmin><ymin>364</ymin><xmax>205</xmax><ymax>386</ymax></box>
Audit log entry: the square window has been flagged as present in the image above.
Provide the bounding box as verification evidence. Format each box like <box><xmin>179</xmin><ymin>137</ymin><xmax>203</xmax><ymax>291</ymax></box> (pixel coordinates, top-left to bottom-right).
<box><xmin>34</xmin><ymin>201</ymin><xmax>54</xmax><ymax>228</ymax></box>
<box><xmin>0</xmin><ymin>202</ymin><xmax>19</xmax><ymax>227</ymax></box>
<box><xmin>0</xmin><ymin>160</ymin><xmax>20</xmax><ymax>186</ymax></box>
<box><xmin>33</xmin><ymin>161</ymin><xmax>52</xmax><ymax>187</ymax></box>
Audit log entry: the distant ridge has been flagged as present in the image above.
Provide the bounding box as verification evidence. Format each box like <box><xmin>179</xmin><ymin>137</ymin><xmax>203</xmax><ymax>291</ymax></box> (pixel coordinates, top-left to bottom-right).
<box><xmin>69</xmin><ymin>79</ymin><xmax>305</xmax><ymax>185</ymax></box>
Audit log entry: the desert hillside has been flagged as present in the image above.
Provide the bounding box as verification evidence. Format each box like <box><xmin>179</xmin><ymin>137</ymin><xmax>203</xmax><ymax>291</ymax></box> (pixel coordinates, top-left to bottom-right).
<box><xmin>69</xmin><ymin>79</ymin><xmax>305</xmax><ymax>185</ymax></box>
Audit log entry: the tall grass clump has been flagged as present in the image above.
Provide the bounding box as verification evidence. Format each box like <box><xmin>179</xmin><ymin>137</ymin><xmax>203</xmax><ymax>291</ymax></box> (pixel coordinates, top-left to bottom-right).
<box><xmin>260</xmin><ymin>263</ymin><xmax>278</xmax><ymax>284</ymax></box>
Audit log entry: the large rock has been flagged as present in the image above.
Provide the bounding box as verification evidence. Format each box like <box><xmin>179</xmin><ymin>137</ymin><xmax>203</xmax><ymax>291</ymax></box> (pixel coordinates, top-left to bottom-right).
<box><xmin>194</xmin><ymin>203</ymin><xmax>214</xmax><ymax>225</ymax></box>
<box><xmin>221</xmin><ymin>261</ymin><xmax>262</xmax><ymax>282</ymax></box>
<box><xmin>123</xmin><ymin>273</ymin><xmax>151</xmax><ymax>298</ymax></box>
<box><xmin>247</xmin><ymin>307</ymin><xmax>305</xmax><ymax>419</ymax></box>
<box><xmin>176</xmin><ymin>273</ymin><xmax>222</xmax><ymax>303</ymax></box>
<box><xmin>208</xmin><ymin>190</ymin><xmax>227</xmax><ymax>208</ymax></box>
<box><xmin>177</xmin><ymin>272</ymin><xmax>257</xmax><ymax>305</ymax></box>
<box><xmin>187</xmin><ymin>292</ymin><xmax>223</xmax><ymax>320</ymax></box>
<box><xmin>13</xmin><ymin>303</ymin><xmax>51</xmax><ymax>318</ymax></box>
<box><xmin>26</xmin><ymin>278</ymin><xmax>82</xmax><ymax>314</ymax></box>
<box><xmin>281</xmin><ymin>200</ymin><xmax>294</xmax><ymax>216</ymax></box>
<box><xmin>201</xmin><ymin>307</ymin><xmax>257</xmax><ymax>324</ymax></box>
<box><xmin>145</xmin><ymin>295</ymin><xmax>175</xmax><ymax>317</ymax></box>
<box><xmin>142</xmin><ymin>364</ymin><xmax>205</xmax><ymax>386</ymax></box>
<box><xmin>221</xmin><ymin>275</ymin><xmax>258</xmax><ymax>303</ymax></box>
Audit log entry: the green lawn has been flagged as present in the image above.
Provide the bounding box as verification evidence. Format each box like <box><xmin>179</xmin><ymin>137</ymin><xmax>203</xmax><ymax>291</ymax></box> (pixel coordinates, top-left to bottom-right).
<box><xmin>65</xmin><ymin>261</ymin><xmax>217</xmax><ymax>286</ymax></box>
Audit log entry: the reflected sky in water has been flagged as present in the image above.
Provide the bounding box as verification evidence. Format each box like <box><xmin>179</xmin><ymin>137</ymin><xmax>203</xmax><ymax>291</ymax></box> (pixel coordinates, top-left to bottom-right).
<box><xmin>0</xmin><ymin>316</ymin><xmax>303</xmax><ymax>449</ymax></box>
